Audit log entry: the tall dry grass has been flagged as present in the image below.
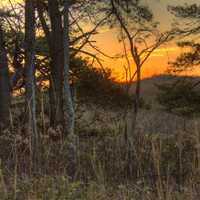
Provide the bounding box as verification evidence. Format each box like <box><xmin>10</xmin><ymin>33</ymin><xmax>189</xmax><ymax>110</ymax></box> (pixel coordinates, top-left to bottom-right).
<box><xmin>1</xmin><ymin>101</ymin><xmax>200</xmax><ymax>199</ymax></box>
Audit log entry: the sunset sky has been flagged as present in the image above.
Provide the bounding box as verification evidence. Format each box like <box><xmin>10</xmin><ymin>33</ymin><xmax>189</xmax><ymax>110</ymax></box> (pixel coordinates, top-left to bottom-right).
<box><xmin>1</xmin><ymin>0</ymin><xmax>200</xmax><ymax>81</ymax></box>
<box><xmin>91</xmin><ymin>0</ymin><xmax>200</xmax><ymax>81</ymax></box>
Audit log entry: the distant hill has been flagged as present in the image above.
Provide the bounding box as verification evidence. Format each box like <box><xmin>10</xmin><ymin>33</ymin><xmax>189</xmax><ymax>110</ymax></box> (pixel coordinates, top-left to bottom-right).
<box><xmin>128</xmin><ymin>74</ymin><xmax>200</xmax><ymax>106</ymax></box>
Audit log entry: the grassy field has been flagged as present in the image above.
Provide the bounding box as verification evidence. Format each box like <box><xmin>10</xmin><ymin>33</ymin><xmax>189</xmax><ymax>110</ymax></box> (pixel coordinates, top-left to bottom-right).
<box><xmin>1</xmin><ymin>75</ymin><xmax>200</xmax><ymax>199</ymax></box>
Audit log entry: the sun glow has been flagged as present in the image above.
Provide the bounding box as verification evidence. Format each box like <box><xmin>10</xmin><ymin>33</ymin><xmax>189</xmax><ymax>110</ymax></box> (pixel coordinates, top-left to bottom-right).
<box><xmin>2</xmin><ymin>0</ymin><xmax>200</xmax><ymax>83</ymax></box>
<box><xmin>0</xmin><ymin>0</ymin><xmax>22</xmax><ymax>6</ymax></box>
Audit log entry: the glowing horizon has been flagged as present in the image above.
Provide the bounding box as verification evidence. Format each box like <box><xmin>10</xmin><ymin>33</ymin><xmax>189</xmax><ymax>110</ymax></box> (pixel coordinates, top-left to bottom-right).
<box><xmin>2</xmin><ymin>0</ymin><xmax>200</xmax><ymax>82</ymax></box>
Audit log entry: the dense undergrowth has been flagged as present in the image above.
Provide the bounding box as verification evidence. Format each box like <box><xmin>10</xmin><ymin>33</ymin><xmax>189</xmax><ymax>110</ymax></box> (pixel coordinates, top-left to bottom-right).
<box><xmin>1</xmin><ymin>107</ymin><xmax>200</xmax><ymax>199</ymax></box>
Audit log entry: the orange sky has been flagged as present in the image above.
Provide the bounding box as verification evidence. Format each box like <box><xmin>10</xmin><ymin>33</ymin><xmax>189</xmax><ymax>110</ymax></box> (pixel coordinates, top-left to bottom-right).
<box><xmin>88</xmin><ymin>0</ymin><xmax>200</xmax><ymax>82</ymax></box>
<box><xmin>2</xmin><ymin>0</ymin><xmax>200</xmax><ymax>82</ymax></box>
<box><xmin>89</xmin><ymin>30</ymin><xmax>181</xmax><ymax>81</ymax></box>
<box><xmin>87</xmin><ymin>27</ymin><xmax>199</xmax><ymax>82</ymax></box>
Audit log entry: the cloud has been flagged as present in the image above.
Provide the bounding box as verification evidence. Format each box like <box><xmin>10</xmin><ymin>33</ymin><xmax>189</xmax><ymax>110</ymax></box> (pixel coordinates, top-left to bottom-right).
<box><xmin>155</xmin><ymin>47</ymin><xmax>179</xmax><ymax>53</ymax></box>
<box><xmin>150</xmin><ymin>52</ymin><xmax>165</xmax><ymax>57</ymax></box>
<box><xmin>149</xmin><ymin>46</ymin><xmax>180</xmax><ymax>57</ymax></box>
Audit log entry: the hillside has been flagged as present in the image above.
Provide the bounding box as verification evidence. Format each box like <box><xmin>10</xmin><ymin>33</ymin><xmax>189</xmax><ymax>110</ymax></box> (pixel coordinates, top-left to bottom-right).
<box><xmin>129</xmin><ymin>74</ymin><xmax>200</xmax><ymax>104</ymax></box>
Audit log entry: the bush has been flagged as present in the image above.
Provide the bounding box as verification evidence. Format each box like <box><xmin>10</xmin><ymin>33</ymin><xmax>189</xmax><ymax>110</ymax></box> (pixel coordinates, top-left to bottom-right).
<box><xmin>71</xmin><ymin>57</ymin><xmax>131</xmax><ymax>109</ymax></box>
<box><xmin>156</xmin><ymin>80</ymin><xmax>200</xmax><ymax>117</ymax></box>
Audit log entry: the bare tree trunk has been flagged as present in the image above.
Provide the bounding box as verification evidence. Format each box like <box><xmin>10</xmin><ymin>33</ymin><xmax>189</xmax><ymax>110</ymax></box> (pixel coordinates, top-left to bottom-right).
<box><xmin>63</xmin><ymin>0</ymin><xmax>77</xmax><ymax>179</ymax></box>
<box><xmin>131</xmin><ymin>47</ymin><xmax>141</xmax><ymax>133</ymax></box>
<box><xmin>48</xmin><ymin>0</ymin><xmax>64</xmax><ymax>127</ymax></box>
<box><xmin>124</xmin><ymin>57</ymin><xmax>141</xmax><ymax>177</ymax></box>
<box><xmin>0</xmin><ymin>24</ymin><xmax>10</xmax><ymax>130</ymax></box>
<box><xmin>24</xmin><ymin>0</ymin><xmax>38</xmax><ymax>173</ymax></box>
<box><xmin>63</xmin><ymin>0</ymin><xmax>75</xmax><ymax>136</ymax></box>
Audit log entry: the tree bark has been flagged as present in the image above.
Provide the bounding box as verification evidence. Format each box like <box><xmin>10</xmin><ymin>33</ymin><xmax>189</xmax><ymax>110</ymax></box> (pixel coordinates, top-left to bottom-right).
<box><xmin>63</xmin><ymin>0</ymin><xmax>75</xmax><ymax>136</ymax></box>
<box><xmin>0</xmin><ymin>24</ymin><xmax>11</xmax><ymax>130</ymax></box>
<box><xmin>62</xmin><ymin>0</ymin><xmax>77</xmax><ymax>179</ymax></box>
<box><xmin>48</xmin><ymin>0</ymin><xmax>64</xmax><ymax>127</ymax></box>
<box><xmin>131</xmin><ymin>46</ymin><xmax>141</xmax><ymax>133</ymax></box>
<box><xmin>24</xmin><ymin>0</ymin><xmax>38</xmax><ymax>173</ymax></box>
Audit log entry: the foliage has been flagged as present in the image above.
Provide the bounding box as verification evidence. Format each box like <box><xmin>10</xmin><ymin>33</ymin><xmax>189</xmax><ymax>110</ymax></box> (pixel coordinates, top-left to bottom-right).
<box><xmin>168</xmin><ymin>3</ymin><xmax>200</xmax><ymax>74</ymax></box>
<box><xmin>156</xmin><ymin>80</ymin><xmax>200</xmax><ymax>117</ymax></box>
<box><xmin>169</xmin><ymin>3</ymin><xmax>200</xmax><ymax>20</ymax></box>
<box><xmin>168</xmin><ymin>3</ymin><xmax>200</xmax><ymax>77</ymax></box>
<box><xmin>168</xmin><ymin>42</ymin><xmax>200</xmax><ymax>73</ymax></box>
<box><xmin>71</xmin><ymin>57</ymin><xmax>132</xmax><ymax>108</ymax></box>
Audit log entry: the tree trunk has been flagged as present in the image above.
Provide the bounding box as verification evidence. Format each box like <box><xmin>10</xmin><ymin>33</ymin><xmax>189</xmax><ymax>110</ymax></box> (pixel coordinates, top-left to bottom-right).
<box><xmin>24</xmin><ymin>0</ymin><xmax>38</xmax><ymax>173</ymax></box>
<box><xmin>0</xmin><ymin>24</ymin><xmax>10</xmax><ymax>130</ymax></box>
<box><xmin>62</xmin><ymin>0</ymin><xmax>77</xmax><ymax>179</ymax></box>
<box><xmin>125</xmin><ymin>47</ymin><xmax>141</xmax><ymax>178</ymax></box>
<box><xmin>48</xmin><ymin>0</ymin><xmax>64</xmax><ymax>127</ymax></box>
<box><xmin>63</xmin><ymin>0</ymin><xmax>75</xmax><ymax>136</ymax></box>
<box><xmin>132</xmin><ymin>47</ymin><xmax>141</xmax><ymax>133</ymax></box>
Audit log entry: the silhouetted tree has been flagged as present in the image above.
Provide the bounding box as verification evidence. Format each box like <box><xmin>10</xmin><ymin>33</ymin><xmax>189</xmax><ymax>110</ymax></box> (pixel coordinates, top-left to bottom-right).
<box><xmin>36</xmin><ymin>0</ymin><xmax>105</xmax><ymax>132</ymax></box>
<box><xmin>107</xmin><ymin>0</ymin><xmax>174</xmax><ymax>177</ymax></box>
<box><xmin>167</xmin><ymin>3</ymin><xmax>200</xmax><ymax>86</ymax></box>
<box><xmin>24</xmin><ymin>0</ymin><xmax>38</xmax><ymax>173</ymax></box>
<box><xmin>63</xmin><ymin>0</ymin><xmax>75</xmax><ymax>136</ymax></box>
<box><xmin>0</xmin><ymin>23</ymin><xmax>10</xmax><ymax>130</ymax></box>
<box><xmin>157</xmin><ymin>80</ymin><xmax>200</xmax><ymax>118</ymax></box>
<box><xmin>169</xmin><ymin>3</ymin><xmax>200</xmax><ymax>36</ymax></box>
